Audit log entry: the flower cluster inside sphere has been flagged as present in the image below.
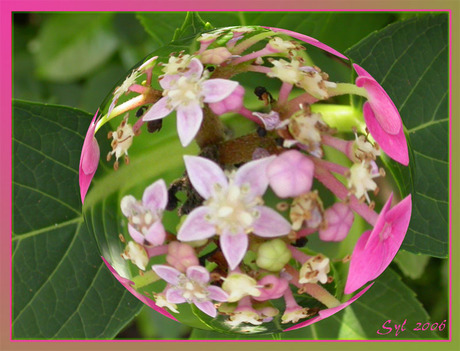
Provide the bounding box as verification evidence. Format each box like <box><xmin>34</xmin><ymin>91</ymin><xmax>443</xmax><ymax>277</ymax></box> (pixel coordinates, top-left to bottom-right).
<box><xmin>80</xmin><ymin>25</ymin><xmax>412</xmax><ymax>334</ymax></box>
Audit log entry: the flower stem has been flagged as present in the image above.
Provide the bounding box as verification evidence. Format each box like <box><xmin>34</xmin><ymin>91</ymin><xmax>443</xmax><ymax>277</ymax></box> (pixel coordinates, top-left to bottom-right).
<box><xmin>328</xmin><ymin>83</ymin><xmax>368</xmax><ymax>98</ymax></box>
<box><xmin>301</xmin><ymin>283</ymin><xmax>341</xmax><ymax>308</ymax></box>
<box><xmin>311</xmin><ymin>104</ymin><xmax>365</xmax><ymax>133</ymax></box>
<box><xmin>322</xmin><ymin>134</ymin><xmax>353</xmax><ymax>160</ymax></box>
<box><xmin>131</xmin><ymin>270</ymin><xmax>160</xmax><ymax>289</ymax></box>
<box><xmin>286</xmin><ymin>92</ymin><xmax>318</xmax><ymax>117</ymax></box>
<box><xmin>195</xmin><ymin>107</ymin><xmax>226</xmax><ymax>149</ymax></box>
<box><xmin>288</xmin><ymin>245</ymin><xmax>311</xmax><ymax>264</ymax></box>
<box><xmin>232</xmin><ymin>31</ymin><xmax>275</xmax><ymax>54</ymax></box>
<box><xmin>278</xmin><ymin>82</ymin><xmax>293</xmax><ymax>105</ymax></box>
<box><xmin>146</xmin><ymin>245</ymin><xmax>169</xmax><ymax>257</ymax></box>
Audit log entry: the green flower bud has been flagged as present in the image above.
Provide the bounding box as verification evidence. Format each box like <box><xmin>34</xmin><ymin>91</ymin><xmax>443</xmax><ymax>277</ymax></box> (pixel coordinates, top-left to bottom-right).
<box><xmin>256</xmin><ymin>238</ymin><xmax>292</xmax><ymax>272</ymax></box>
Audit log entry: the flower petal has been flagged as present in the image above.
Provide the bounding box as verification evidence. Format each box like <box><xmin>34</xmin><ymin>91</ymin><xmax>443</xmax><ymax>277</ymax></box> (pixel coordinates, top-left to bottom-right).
<box><xmin>263</xmin><ymin>26</ymin><xmax>348</xmax><ymax>60</ymax></box>
<box><xmin>142</xmin><ymin>179</ymin><xmax>168</xmax><ymax>211</ymax></box>
<box><xmin>128</xmin><ymin>224</ymin><xmax>147</xmax><ymax>245</ymax></box>
<box><xmin>183</xmin><ymin>155</ymin><xmax>228</xmax><ymax>199</ymax></box>
<box><xmin>252</xmin><ymin>206</ymin><xmax>291</xmax><ymax>237</ymax></box>
<box><xmin>166</xmin><ymin>288</ymin><xmax>186</xmax><ymax>304</ymax></box>
<box><xmin>152</xmin><ymin>265</ymin><xmax>182</xmax><ymax>285</ymax></box>
<box><xmin>194</xmin><ymin>300</ymin><xmax>217</xmax><ymax>317</ymax></box>
<box><xmin>143</xmin><ymin>97</ymin><xmax>172</xmax><ymax>121</ymax></box>
<box><xmin>220</xmin><ymin>233</ymin><xmax>248</xmax><ymax>270</ymax></box>
<box><xmin>356</xmin><ymin>76</ymin><xmax>402</xmax><ymax>135</ymax></box>
<box><xmin>234</xmin><ymin>156</ymin><xmax>276</xmax><ymax>196</ymax></box>
<box><xmin>177</xmin><ymin>206</ymin><xmax>216</xmax><ymax>241</ymax></box>
<box><xmin>202</xmin><ymin>79</ymin><xmax>239</xmax><ymax>103</ymax></box>
<box><xmin>363</xmin><ymin>102</ymin><xmax>409</xmax><ymax>165</ymax></box>
<box><xmin>186</xmin><ymin>265</ymin><xmax>210</xmax><ymax>284</ymax></box>
<box><xmin>176</xmin><ymin>103</ymin><xmax>203</xmax><ymax>146</ymax></box>
<box><xmin>79</xmin><ymin>111</ymin><xmax>100</xmax><ymax>203</ymax></box>
<box><xmin>184</xmin><ymin>57</ymin><xmax>204</xmax><ymax>78</ymax></box>
<box><xmin>144</xmin><ymin>221</ymin><xmax>166</xmax><ymax>246</ymax></box>
<box><xmin>207</xmin><ymin>285</ymin><xmax>229</xmax><ymax>302</ymax></box>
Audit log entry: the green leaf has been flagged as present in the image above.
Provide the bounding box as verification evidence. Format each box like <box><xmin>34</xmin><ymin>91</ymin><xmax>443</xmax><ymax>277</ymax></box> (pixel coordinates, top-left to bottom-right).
<box><xmin>346</xmin><ymin>14</ymin><xmax>449</xmax><ymax>258</ymax></box>
<box><xmin>394</xmin><ymin>250</ymin><xmax>430</xmax><ymax>279</ymax></box>
<box><xmin>34</xmin><ymin>13</ymin><xmax>119</xmax><ymax>82</ymax></box>
<box><xmin>13</xmin><ymin>101</ymin><xmax>143</xmax><ymax>339</ymax></box>
<box><xmin>189</xmin><ymin>269</ymin><xmax>440</xmax><ymax>340</ymax></box>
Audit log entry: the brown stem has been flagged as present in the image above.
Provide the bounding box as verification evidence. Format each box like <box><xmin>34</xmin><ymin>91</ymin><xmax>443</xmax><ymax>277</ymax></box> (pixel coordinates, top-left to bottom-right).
<box><xmin>194</xmin><ymin>107</ymin><xmax>226</xmax><ymax>149</ymax></box>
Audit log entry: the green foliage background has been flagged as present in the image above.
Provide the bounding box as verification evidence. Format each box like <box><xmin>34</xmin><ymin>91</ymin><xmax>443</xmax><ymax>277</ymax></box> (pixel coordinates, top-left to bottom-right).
<box><xmin>12</xmin><ymin>12</ymin><xmax>449</xmax><ymax>340</ymax></box>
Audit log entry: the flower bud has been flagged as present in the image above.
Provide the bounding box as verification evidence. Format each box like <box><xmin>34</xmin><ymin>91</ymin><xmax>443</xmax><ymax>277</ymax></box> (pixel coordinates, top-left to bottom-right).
<box><xmin>121</xmin><ymin>241</ymin><xmax>149</xmax><ymax>271</ymax></box>
<box><xmin>319</xmin><ymin>203</ymin><xmax>354</xmax><ymax>242</ymax></box>
<box><xmin>166</xmin><ymin>241</ymin><xmax>199</xmax><ymax>272</ymax></box>
<box><xmin>298</xmin><ymin>254</ymin><xmax>330</xmax><ymax>284</ymax></box>
<box><xmin>253</xmin><ymin>275</ymin><xmax>289</xmax><ymax>301</ymax></box>
<box><xmin>256</xmin><ymin>239</ymin><xmax>292</xmax><ymax>272</ymax></box>
<box><xmin>208</xmin><ymin>85</ymin><xmax>245</xmax><ymax>115</ymax></box>
<box><xmin>222</xmin><ymin>273</ymin><xmax>261</xmax><ymax>302</ymax></box>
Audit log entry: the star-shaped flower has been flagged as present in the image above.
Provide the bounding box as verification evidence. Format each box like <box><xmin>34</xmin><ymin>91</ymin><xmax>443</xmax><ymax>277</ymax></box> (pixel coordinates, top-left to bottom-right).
<box><xmin>177</xmin><ymin>155</ymin><xmax>292</xmax><ymax>270</ymax></box>
<box><xmin>142</xmin><ymin>57</ymin><xmax>239</xmax><ymax>146</ymax></box>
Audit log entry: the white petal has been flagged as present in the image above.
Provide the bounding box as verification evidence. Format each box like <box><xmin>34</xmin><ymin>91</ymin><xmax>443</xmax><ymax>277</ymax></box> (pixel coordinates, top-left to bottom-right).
<box><xmin>186</xmin><ymin>266</ymin><xmax>210</xmax><ymax>284</ymax></box>
<box><xmin>253</xmin><ymin>206</ymin><xmax>291</xmax><ymax>237</ymax></box>
<box><xmin>143</xmin><ymin>97</ymin><xmax>172</xmax><ymax>121</ymax></box>
<box><xmin>183</xmin><ymin>156</ymin><xmax>228</xmax><ymax>199</ymax></box>
<box><xmin>177</xmin><ymin>206</ymin><xmax>216</xmax><ymax>241</ymax></box>
<box><xmin>220</xmin><ymin>233</ymin><xmax>248</xmax><ymax>270</ymax></box>
<box><xmin>202</xmin><ymin>79</ymin><xmax>239</xmax><ymax>103</ymax></box>
<box><xmin>152</xmin><ymin>265</ymin><xmax>182</xmax><ymax>285</ymax></box>
<box><xmin>234</xmin><ymin>156</ymin><xmax>276</xmax><ymax>196</ymax></box>
<box><xmin>176</xmin><ymin>104</ymin><xmax>203</xmax><ymax>146</ymax></box>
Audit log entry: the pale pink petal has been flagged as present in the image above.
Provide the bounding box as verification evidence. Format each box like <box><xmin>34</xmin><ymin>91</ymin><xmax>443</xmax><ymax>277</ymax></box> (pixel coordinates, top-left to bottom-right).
<box><xmin>252</xmin><ymin>206</ymin><xmax>291</xmax><ymax>237</ymax></box>
<box><xmin>159</xmin><ymin>74</ymin><xmax>178</xmax><ymax>90</ymax></box>
<box><xmin>102</xmin><ymin>257</ymin><xmax>177</xmax><ymax>321</ymax></box>
<box><xmin>220</xmin><ymin>233</ymin><xmax>248</xmax><ymax>270</ymax></box>
<box><xmin>120</xmin><ymin>195</ymin><xmax>137</xmax><ymax>217</ymax></box>
<box><xmin>186</xmin><ymin>265</ymin><xmax>210</xmax><ymax>284</ymax></box>
<box><xmin>177</xmin><ymin>206</ymin><xmax>216</xmax><ymax>241</ymax></box>
<box><xmin>183</xmin><ymin>57</ymin><xmax>204</xmax><ymax>78</ymax></box>
<box><xmin>234</xmin><ymin>156</ymin><xmax>276</xmax><ymax>196</ymax></box>
<box><xmin>363</xmin><ymin>103</ymin><xmax>409</xmax><ymax>166</ymax></box>
<box><xmin>165</xmin><ymin>288</ymin><xmax>186</xmax><ymax>304</ymax></box>
<box><xmin>267</xmin><ymin>150</ymin><xmax>314</xmax><ymax>198</ymax></box>
<box><xmin>144</xmin><ymin>221</ymin><xmax>166</xmax><ymax>246</ymax></box>
<box><xmin>263</xmin><ymin>26</ymin><xmax>348</xmax><ymax>60</ymax></box>
<box><xmin>176</xmin><ymin>103</ymin><xmax>203</xmax><ymax>146</ymax></box>
<box><xmin>128</xmin><ymin>224</ymin><xmax>147</xmax><ymax>245</ymax></box>
<box><xmin>207</xmin><ymin>285</ymin><xmax>229</xmax><ymax>302</ymax></box>
<box><xmin>142</xmin><ymin>179</ymin><xmax>168</xmax><ymax>211</ymax></box>
<box><xmin>152</xmin><ymin>264</ymin><xmax>182</xmax><ymax>285</ymax></box>
<box><xmin>356</xmin><ymin>76</ymin><xmax>402</xmax><ymax>135</ymax></box>
<box><xmin>202</xmin><ymin>79</ymin><xmax>239</xmax><ymax>103</ymax></box>
<box><xmin>252</xmin><ymin>275</ymin><xmax>288</xmax><ymax>301</ymax></box>
<box><xmin>142</xmin><ymin>97</ymin><xmax>172</xmax><ymax>121</ymax></box>
<box><xmin>319</xmin><ymin>203</ymin><xmax>354</xmax><ymax>242</ymax></box>
<box><xmin>208</xmin><ymin>85</ymin><xmax>245</xmax><ymax>115</ymax></box>
<box><xmin>183</xmin><ymin>156</ymin><xmax>228</xmax><ymax>199</ymax></box>
<box><xmin>194</xmin><ymin>300</ymin><xmax>217</xmax><ymax>317</ymax></box>
<box><xmin>285</xmin><ymin>283</ymin><xmax>373</xmax><ymax>331</ymax></box>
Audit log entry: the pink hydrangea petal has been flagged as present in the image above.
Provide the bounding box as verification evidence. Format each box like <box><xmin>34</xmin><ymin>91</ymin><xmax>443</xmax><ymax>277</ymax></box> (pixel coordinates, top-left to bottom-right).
<box><xmin>207</xmin><ymin>285</ymin><xmax>229</xmax><ymax>302</ymax></box>
<box><xmin>344</xmin><ymin>230</ymin><xmax>384</xmax><ymax>294</ymax></box>
<box><xmin>267</xmin><ymin>150</ymin><xmax>314</xmax><ymax>198</ymax></box>
<box><xmin>79</xmin><ymin>111</ymin><xmax>100</xmax><ymax>203</ymax></box>
<box><xmin>234</xmin><ymin>155</ymin><xmax>276</xmax><ymax>197</ymax></box>
<box><xmin>142</xmin><ymin>97</ymin><xmax>172</xmax><ymax>121</ymax></box>
<box><xmin>128</xmin><ymin>223</ymin><xmax>147</xmax><ymax>245</ymax></box>
<box><xmin>102</xmin><ymin>257</ymin><xmax>177</xmax><ymax>321</ymax></box>
<box><xmin>285</xmin><ymin>283</ymin><xmax>373</xmax><ymax>331</ymax></box>
<box><xmin>220</xmin><ymin>233</ymin><xmax>248</xmax><ymax>270</ymax></box>
<box><xmin>184</xmin><ymin>57</ymin><xmax>204</xmax><ymax>78</ymax></box>
<box><xmin>356</xmin><ymin>76</ymin><xmax>402</xmax><ymax>135</ymax></box>
<box><xmin>165</xmin><ymin>288</ymin><xmax>187</xmax><ymax>304</ymax></box>
<box><xmin>363</xmin><ymin>102</ymin><xmax>409</xmax><ymax>166</ymax></box>
<box><xmin>183</xmin><ymin>156</ymin><xmax>228</xmax><ymax>199</ymax></box>
<box><xmin>176</xmin><ymin>103</ymin><xmax>203</xmax><ymax>146</ymax></box>
<box><xmin>186</xmin><ymin>265</ymin><xmax>210</xmax><ymax>284</ymax></box>
<box><xmin>252</xmin><ymin>206</ymin><xmax>291</xmax><ymax>238</ymax></box>
<box><xmin>152</xmin><ymin>264</ymin><xmax>182</xmax><ymax>285</ymax></box>
<box><xmin>177</xmin><ymin>206</ymin><xmax>216</xmax><ymax>241</ymax></box>
<box><xmin>263</xmin><ymin>26</ymin><xmax>348</xmax><ymax>60</ymax></box>
<box><xmin>319</xmin><ymin>203</ymin><xmax>354</xmax><ymax>242</ymax></box>
<box><xmin>352</xmin><ymin>63</ymin><xmax>372</xmax><ymax>78</ymax></box>
<box><xmin>194</xmin><ymin>300</ymin><xmax>217</xmax><ymax>317</ymax></box>
<box><xmin>142</xmin><ymin>179</ymin><xmax>168</xmax><ymax>212</ymax></box>
<box><xmin>144</xmin><ymin>221</ymin><xmax>166</xmax><ymax>246</ymax></box>
<box><xmin>202</xmin><ymin>79</ymin><xmax>239</xmax><ymax>103</ymax></box>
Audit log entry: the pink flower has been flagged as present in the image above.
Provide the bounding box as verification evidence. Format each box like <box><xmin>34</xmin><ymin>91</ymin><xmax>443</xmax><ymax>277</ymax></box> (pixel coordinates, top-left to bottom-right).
<box><xmin>267</xmin><ymin>150</ymin><xmax>314</xmax><ymax>198</ymax></box>
<box><xmin>101</xmin><ymin>257</ymin><xmax>177</xmax><ymax>321</ymax></box>
<box><xmin>252</xmin><ymin>275</ymin><xmax>288</xmax><ymax>301</ymax></box>
<box><xmin>120</xmin><ymin>179</ymin><xmax>168</xmax><ymax>247</ymax></box>
<box><xmin>152</xmin><ymin>265</ymin><xmax>228</xmax><ymax>317</ymax></box>
<box><xmin>345</xmin><ymin>193</ymin><xmax>412</xmax><ymax>294</ymax></box>
<box><xmin>284</xmin><ymin>283</ymin><xmax>373</xmax><ymax>331</ymax></box>
<box><xmin>208</xmin><ymin>85</ymin><xmax>245</xmax><ymax>115</ymax></box>
<box><xmin>319</xmin><ymin>203</ymin><xmax>354</xmax><ymax>242</ymax></box>
<box><xmin>166</xmin><ymin>242</ymin><xmax>199</xmax><ymax>272</ymax></box>
<box><xmin>353</xmin><ymin>64</ymin><xmax>409</xmax><ymax>166</ymax></box>
<box><xmin>177</xmin><ymin>155</ymin><xmax>292</xmax><ymax>270</ymax></box>
<box><xmin>262</xmin><ymin>27</ymin><xmax>348</xmax><ymax>60</ymax></box>
<box><xmin>142</xmin><ymin>58</ymin><xmax>239</xmax><ymax>146</ymax></box>
<box><xmin>79</xmin><ymin>110</ymin><xmax>100</xmax><ymax>203</ymax></box>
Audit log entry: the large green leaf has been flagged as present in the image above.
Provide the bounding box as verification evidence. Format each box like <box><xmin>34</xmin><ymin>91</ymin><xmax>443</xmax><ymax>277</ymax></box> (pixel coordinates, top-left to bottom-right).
<box><xmin>189</xmin><ymin>269</ymin><xmax>440</xmax><ymax>340</ymax></box>
<box><xmin>346</xmin><ymin>14</ymin><xmax>449</xmax><ymax>258</ymax></box>
<box><xmin>34</xmin><ymin>13</ymin><xmax>119</xmax><ymax>82</ymax></box>
<box><xmin>12</xmin><ymin>101</ymin><xmax>143</xmax><ymax>339</ymax></box>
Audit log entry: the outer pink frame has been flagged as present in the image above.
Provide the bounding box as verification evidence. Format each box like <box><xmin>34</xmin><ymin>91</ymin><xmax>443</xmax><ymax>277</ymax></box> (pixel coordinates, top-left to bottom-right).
<box><xmin>3</xmin><ymin>1</ymin><xmax>454</xmax><ymax>348</ymax></box>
